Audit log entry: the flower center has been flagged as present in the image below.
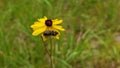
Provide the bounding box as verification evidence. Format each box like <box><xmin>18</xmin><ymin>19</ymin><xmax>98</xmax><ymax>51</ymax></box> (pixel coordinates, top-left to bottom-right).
<box><xmin>45</xmin><ymin>19</ymin><xmax>52</xmax><ymax>26</ymax></box>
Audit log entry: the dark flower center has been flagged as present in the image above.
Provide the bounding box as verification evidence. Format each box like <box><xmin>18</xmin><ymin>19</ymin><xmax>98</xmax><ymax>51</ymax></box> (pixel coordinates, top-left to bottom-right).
<box><xmin>45</xmin><ymin>19</ymin><xmax>52</xmax><ymax>26</ymax></box>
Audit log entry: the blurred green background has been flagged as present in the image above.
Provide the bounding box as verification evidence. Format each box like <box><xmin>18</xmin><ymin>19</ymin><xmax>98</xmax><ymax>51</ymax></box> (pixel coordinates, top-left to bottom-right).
<box><xmin>0</xmin><ymin>0</ymin><xmax>120</xmax><ymax>68</ymax></box>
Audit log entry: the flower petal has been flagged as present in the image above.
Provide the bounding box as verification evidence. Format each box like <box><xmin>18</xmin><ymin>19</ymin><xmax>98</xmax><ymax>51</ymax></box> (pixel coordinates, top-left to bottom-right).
<box><xmin>53</xmin><ymin>25</ymin><xmax>65</xmax><ymax>31</ymax></box>
<box><xmin>41</xmin><ymin>34</ymin><xmax>47</xmax><ymax>41</ymax></box>
<box><xmin>32</xmin><ymin>27</ymin><xmax>46</xmax><ymax>36</ymax></box>
<box><xmin>52</xmin><ymin>19</ymin><xmax>63</xmax><ymax>25</ymax></box>
<box><xmin>30</xmin><ymin>22</ymin><xmax>45</xmax><ymax>30</ymax></box>
<box><xmin>55</xmin><ymin>35</ymin><xmax>59</xmax><ymax>39</ymax></box>
<box><xmin>38</xmin><ymin>16</ymin><xmax>47</xmax><ymax>22</ymax></box>
<box><xmin>54</xmin><ymin>30</ymin><xmax>60</xmax><ymax>39</ymax></box>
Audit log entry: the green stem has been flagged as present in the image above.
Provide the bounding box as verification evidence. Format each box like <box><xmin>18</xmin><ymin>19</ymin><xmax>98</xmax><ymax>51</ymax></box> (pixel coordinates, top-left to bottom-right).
<box><xmin>50</xmin><ymin>37</ymin><xmax>54</xmax><ymax>68</ymax></box>
<box><xmin>43</xmin><ymin>42</ymin><xmax>53</xmax><ymax>68</ymax></box>
<box><xmin>53</xmin><ymin>40</ymin><xmax>56</xmax><ymax>66</ymax></box>
<box><xmin>43</xmin><ymin>37</ymin><xmax>55</xmax><ymax>68</ymax></box>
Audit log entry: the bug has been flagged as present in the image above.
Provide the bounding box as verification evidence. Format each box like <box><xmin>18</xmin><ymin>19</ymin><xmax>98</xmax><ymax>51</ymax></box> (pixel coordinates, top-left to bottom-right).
<box><xmin>43</xmin><ymin>30</ymin><xmax>58</xmax><ymax>36</ymax></box>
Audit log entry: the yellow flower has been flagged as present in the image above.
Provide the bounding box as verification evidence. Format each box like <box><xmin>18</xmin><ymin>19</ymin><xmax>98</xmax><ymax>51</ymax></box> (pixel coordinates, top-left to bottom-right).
<box><xmin>30</xmin><ymin>16</ymin><xmax>65</xmax><ymax>41</ymax></box>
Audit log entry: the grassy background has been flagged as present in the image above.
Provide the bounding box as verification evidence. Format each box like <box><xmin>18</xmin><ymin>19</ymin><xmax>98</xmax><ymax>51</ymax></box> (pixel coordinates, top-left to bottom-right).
<box><xmin>0</xmin><ymin>0</ymin><xmax>120</xmax><ymax>68</ymax></box>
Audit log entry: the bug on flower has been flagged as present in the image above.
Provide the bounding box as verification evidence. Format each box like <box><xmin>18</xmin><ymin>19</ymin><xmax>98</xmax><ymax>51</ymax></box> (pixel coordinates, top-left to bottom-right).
<box><xmin>43</xmin><ymin>30</ymin><xmax>58</xmax><ymax>36</ymax></box>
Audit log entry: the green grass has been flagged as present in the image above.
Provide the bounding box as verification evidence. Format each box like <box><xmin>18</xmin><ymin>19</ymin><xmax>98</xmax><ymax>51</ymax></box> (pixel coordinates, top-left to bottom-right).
<box><xmin>0</xmin><ymin>0</ymin><xmax>120</xmax><ymax>68</ymax></box>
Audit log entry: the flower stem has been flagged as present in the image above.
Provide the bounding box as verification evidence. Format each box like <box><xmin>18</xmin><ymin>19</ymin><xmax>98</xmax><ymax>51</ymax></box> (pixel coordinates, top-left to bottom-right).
<box><xmin>43</xmin><ymin>37</ymin><xmax>55</xmax><ymax>68</ymax></box>
<box><xmin>43</xmin><ymin>41</ymin><xmax>53</xmax><ymax>68</ymax></box>
<box><xmin>50</xmin><ymin>37</ymin><xmax>54</xmax><ymax>68</ymax></box>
